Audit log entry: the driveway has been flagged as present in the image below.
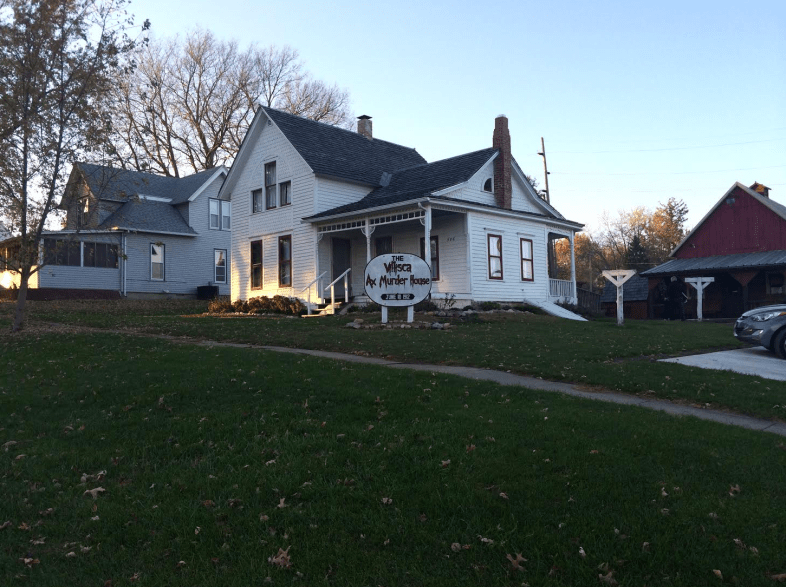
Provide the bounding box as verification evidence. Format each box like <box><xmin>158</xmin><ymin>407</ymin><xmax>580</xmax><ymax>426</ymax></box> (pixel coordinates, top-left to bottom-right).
<box><xmin>660</xmin><ymin>346</ymin><xmax>786</xmax><ymax>381</ymax></box>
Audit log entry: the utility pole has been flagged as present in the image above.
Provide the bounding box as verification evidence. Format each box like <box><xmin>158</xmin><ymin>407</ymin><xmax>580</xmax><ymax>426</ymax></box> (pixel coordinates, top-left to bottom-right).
<box><xmin>538</xmin><ymin>137</ymin><xmax>550</xmax><ymax>204</ymax></box>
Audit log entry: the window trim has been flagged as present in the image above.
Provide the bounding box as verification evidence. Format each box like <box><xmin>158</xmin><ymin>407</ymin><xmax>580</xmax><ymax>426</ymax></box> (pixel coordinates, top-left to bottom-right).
<box><xmin>252</xmin><ymin>188</ymin><xmax>264</xmax><ymax>214</ymax></box>
<box><xmin>278</xmin><ymin>234</ymin><xmax>292</xmax><ymax>287</ymax></box>
<box><xmin>279</xmin><ymin>181</ymin><xmax>291</xmax><ymax>207</ymax></box>
<box><xmin>209</xmin><ymin>198</ymin><xmax>220</xmax><ymax>230</ymax></box>
<box><xmin>487</xmin><ymin>233</ymin><xmax>503</xmax><ymax>280</ymax></box>
<box><xmin>265</xmin><ymin>162</ymin><xmax>277</xmax><ymax>210</ymax></box>
<box><xmin>150</xmin><ymin>243</ymin><xmax>165</xmax><ymax>281</ymax></box>
<box><xmin>214</xmin><ymin>249</ymin><xmax>228</xmax><ymax>284</ymax></box>
<box><xmin>250</xmin><ymin>240</ymin><xmax>263</xmax><ymax>290</ymax></box>
<box><xmin>420</xmin><ymin>235</ymin><xmax>440</xmax><ymax>281</ymax></box>
<box><xmin>520</xmin><ymin>238</ymin><xmax>534</xmax><ymax>282</ymax></box>
<box><xmin>483</xmin><ymin>178</ymin><xmax>493</xmax><ymax>192</ymax></box>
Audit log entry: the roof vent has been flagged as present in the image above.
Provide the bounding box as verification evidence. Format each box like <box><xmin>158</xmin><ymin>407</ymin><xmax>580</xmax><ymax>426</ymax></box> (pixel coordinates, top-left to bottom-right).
<box><xmin>379</xmin><ymin>171</ymin><xmax>392</xmax><ymax>187</ymax></box>
<box><xmin>750</xmin><ymin>181</ymin><xmax>771</xmax><ymax>198</ymax></box>
<box><xmin>357</xmin><ymin>115</ymin><xmax>372</xmax><ymax>139</ymax></box>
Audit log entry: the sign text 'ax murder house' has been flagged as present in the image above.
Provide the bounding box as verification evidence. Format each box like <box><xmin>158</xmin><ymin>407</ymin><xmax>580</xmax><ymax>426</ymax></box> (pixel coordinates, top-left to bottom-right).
<box><xmin>364</xmin><ymin>253</ymin><xmax>432</xmax><ymax>308</ymax></box>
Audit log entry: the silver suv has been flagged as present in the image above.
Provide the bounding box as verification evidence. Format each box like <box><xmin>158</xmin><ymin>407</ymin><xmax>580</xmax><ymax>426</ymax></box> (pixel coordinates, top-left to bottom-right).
<box><xmin>734</xmin><ymin>304</ymin><xmax>786</xmax><ymax>359</ymax></box>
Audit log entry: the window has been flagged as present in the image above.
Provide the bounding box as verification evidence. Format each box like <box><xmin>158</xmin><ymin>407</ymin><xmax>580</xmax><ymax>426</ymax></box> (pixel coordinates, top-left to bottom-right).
<box><xmin>483</xmin><ymin>178</ymin><xmax>493</xmax><ymax>192</ymax></box>
<box><xmin>420</xmin><ymin>235</ymin><xmax>439</xmax><ymax>281</ymax></box>
<box><xmin>375</xmin><ymin>236</ymin><xmax>392</xmax><ymax>256</ymax></box>
<box><xmin>250</xmin><ymin>240</ymin><xmax>263</xmax><ymax>289</ymax></box>
<box><xmin>265</xmin><ymin>162</ymin><xmax>277</xmax><ymax>209</ymax></box>
<box><xmin>83</xmin><ymin>242</ymin><xmax>96</xmax><ymax>267</ymax></box>
<box><xmin>209</xmin><ymin>199</ymin><xmax>230</xmax><ymax>230</ymax></box>
<box><xmin>488</xmin><ymin>234</ymin><xmax>503</xmax><ymax>279</ymax></box>
<box><xmin>209</xmin><ymin>199</ymin><xmax>219</xmax><ymax>229</ymax></box>
<box><xmin>214</xmin><ymin>249</ymin><xmax>227</xmax><ymax>283</ymax></box>
<box><xmin>42</xmin><ymin>239</ymin><xmax>118</xmax><ymax>268</ymax></box>
<box><xmin>77</xmin><ymin>198</ymin><xmax>89</xmax><ymax>227</ymax></box>
<box><xmin>280</xmin><ymin>181</ymin><xmax>291</xmax><ymax>206</ymax></box>
<box><xmin>520</xmin><ymin>238</ymin><xmax>534</xmax><ymax>281</ymax></box>
<box><xmin>278</xmin><ymin>235</ymin><xmax>291</xmax><ymax>287</ymax></box>
<box><xmin>768</xmin><ymin>272</ymin><xmax>784</xmax><ymax>295</ymax></box>
<box><xmin>252</xmin><ymin>189</ymin><xmax>264</xmax><ymax>213</ymax></box>
<box><xmin>151</xmin><ymin>243</ymin><xmax>165</xmax><ymax>280</ymax></box>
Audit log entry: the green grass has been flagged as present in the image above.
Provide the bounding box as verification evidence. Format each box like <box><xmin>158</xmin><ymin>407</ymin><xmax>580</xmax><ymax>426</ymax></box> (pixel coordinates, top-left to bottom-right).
<box><xmin>10</xmin><ymin>299</ymin><xmax>786</xmax><ymax>420</ymax></box>
<box><xmin>2</xmin><ymin>331</ymin><xmax>786</xmax><ymax>585</ymax></box>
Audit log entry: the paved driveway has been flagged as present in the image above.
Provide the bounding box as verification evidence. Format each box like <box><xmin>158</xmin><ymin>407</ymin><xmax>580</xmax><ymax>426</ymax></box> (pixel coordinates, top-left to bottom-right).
<box><xmin>660</xmin><ymin>346</ymin><xmax>786</xmax><ymax>381</ymax></box>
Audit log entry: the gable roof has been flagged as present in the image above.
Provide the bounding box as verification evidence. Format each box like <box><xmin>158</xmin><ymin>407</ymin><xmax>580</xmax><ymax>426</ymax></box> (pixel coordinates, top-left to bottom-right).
<box><xmin>261</xmin><ymin>106</ymin><xmax>426</xmax><ymax>185</ymax></box>
<box><xmin>100</xmin><ymin>199</ymin><xmax>197</xmax><ymax>236</ymax></box>
<box><xmin>600</xmin><ymin>274</ymin><xmax>650</xmax><ymax>302</ymax></box>
<box><xmin>640</xmin><ymin>250</ymin><xmax>786</xmax><ymax>276</ymax></box>
<box><xmin>305</xmin><ymin>148</ymin><xmax>498</xmax><ymax>220</ymax></box>
<box><xmin>72</xmin><ymin>163</ymin><xmax>223</xmax><ymax>205</ymax></box>
<box><xmin>671</xmin><ymin>182</ymin><xmax>786</xmax><ymax>257</ymax></box>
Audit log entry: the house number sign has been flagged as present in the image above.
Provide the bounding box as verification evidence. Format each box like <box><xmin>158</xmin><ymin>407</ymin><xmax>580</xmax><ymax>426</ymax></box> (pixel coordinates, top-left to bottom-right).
<box><xmin>364</xmin><ymin>253</ymin><xmax>432</xmax><ymax>307</ymax></box>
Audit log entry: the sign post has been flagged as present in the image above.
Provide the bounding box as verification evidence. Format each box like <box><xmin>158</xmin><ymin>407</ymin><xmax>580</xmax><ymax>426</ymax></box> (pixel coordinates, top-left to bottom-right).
<box><xmin>602</xmin><ymin>270</ymin><xmax>637</xmax><ymax>326</ymax></box>
<box><xmin>685</xmin><ymin>277</ymin><xmax>714</xmax><ymax>321</ymax></box>
<box><xmin>364</xmin><ymin>253</ymin><xmax>432</xmax><ymax>323</ymax></box>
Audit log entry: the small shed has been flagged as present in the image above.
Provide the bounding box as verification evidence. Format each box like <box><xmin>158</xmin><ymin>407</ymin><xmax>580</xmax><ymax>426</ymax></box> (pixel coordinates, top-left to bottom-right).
<box><xmin>600</xmin><ymin>274</ymin><xmax>650</xmax><ymax>319</ymax></box>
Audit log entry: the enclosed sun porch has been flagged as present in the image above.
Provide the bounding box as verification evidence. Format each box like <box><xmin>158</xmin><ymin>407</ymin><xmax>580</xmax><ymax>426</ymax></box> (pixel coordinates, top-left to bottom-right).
<box><xmin>302</xmin><ymin>202</ymin><xmax>578</xmax><ymax>309</ymax></box>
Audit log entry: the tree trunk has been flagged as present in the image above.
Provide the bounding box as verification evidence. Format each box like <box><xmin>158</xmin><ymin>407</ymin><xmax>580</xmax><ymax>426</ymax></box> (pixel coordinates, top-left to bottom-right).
<box><xmin>11</xmin><ymin>265</ymin><xmax>30</xmax><ymax>332</ymax></box>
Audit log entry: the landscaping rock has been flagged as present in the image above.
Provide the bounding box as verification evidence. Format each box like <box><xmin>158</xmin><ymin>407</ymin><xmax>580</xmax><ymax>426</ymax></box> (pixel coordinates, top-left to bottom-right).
<box><xmin>345</xmin><ymin>322</ymin><xmax>361</xmax><ymax>329</ymax></box>
<box><xmin>431</xmin><ymin>322</ymin><xmax>444</xmax><ymax>330</ymax></box>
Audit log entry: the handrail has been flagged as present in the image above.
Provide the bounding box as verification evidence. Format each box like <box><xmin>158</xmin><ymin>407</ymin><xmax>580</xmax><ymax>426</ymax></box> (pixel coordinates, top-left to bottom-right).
<box><xmin>325</xmin><ymin>268</ymin><xmax>351</xmax><ymax>312</ymax></box>
<box><xmin>298</xmin><ymin>271</ymin><xmax>326</xmax><ymax>315</ymax></box>
<box><xmin>325</xmin><ymin>268</ymin><xmax>351</xmax><ymax>289</ymax></box>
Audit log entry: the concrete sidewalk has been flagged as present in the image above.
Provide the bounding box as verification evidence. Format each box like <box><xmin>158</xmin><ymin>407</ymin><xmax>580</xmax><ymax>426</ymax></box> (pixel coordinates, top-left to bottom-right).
<box><xmin>195</xmin><ymin>340</ymin><xmax>786</xmax><ymax>438</ymax></box>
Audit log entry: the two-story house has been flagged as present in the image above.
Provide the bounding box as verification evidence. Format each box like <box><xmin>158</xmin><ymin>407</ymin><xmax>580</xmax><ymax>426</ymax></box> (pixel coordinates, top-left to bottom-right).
<box><xmin>220</xmin><ymin>107</ymin><xmax>584</xmax><ymax>313</ymax></box>
<box><xmin>0</xmin><ymin>163</ymin><xmax>230</xmax><ymax>298</ymax></box>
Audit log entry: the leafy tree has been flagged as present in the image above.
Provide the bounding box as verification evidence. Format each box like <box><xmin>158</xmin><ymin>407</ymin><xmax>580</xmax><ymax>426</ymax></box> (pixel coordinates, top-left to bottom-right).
<box><xmin>625</xmin><ymin>233</ymin><xmax>650</xmax><ymax>273</ymax></box>
<box><xmin>108</xmin><ymin>29</ymin><xmax>353</xmax><ymax>177</ymax></box>
<box><xmin>0</xmin><ymin>0</ymin><xmax>144</xmax><ymax>332</ymax></box>
<box><xmin>649</xmin><ymin>197</ymin><xmax>689</xmax><ymax>262</ymax></box>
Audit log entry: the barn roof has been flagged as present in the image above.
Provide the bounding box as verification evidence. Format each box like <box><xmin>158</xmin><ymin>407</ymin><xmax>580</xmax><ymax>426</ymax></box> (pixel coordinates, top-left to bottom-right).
<box><xmin>600</xmin><ymin>274</ymin><xmax>650</xmax><ymax>302</ymax></box>
<box><xmin>641</xmin><ymin>250</ymin><xmax>786</xmax><ymax>276</ymax></box>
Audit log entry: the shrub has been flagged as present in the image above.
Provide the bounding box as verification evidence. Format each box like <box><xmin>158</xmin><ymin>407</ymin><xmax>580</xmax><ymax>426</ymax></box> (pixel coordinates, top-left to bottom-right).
<box><xmin>209</xmin><ymin>296</ymin><xmax>306</xmax><ymax>316</ymax></box>
<box><xmin>477</xmin><ymin>301</ymin><xmax>501</xmax><ymax>311</ymax></box>
<box><xmin>511</xmin><ymin>303</ymin><xmax>546</xmax><ymax>315</ymax></box>
<box><xmin>207</xmin><ymin>298</ymin><xmax>233</xmax><ymax>314</ymax></box>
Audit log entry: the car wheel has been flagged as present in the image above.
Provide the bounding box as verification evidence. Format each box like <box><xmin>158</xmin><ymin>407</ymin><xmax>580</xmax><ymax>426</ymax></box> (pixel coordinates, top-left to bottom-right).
<box><xmin>774</xmin><ymin>329</ymin><xmax>786</xmax><ymax>360</ymax></box>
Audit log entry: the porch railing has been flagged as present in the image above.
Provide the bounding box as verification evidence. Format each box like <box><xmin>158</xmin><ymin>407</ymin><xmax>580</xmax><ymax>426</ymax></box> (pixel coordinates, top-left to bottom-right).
<box><xmin>298</xmin><ymin>271</ymin><xmax>326</xmax><ymax>315</ymax></box>
<box><xmin>324</xmin><ymin>268</ymin><xmax>351</xmax><ymax>313</ymax></box>
<box><xmin>549</xmin><ymin>278</ymin><xmax>575</xmax><ymax>301</ymax></box>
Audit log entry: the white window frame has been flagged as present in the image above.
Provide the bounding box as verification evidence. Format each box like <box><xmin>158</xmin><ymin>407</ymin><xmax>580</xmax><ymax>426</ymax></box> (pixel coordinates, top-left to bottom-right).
<box><xmin>151</xmin><ymin>243</ymin><xmax>165</xmax><ymax>281</ymax></box>
<box><xmin>214</xmin><ymin>249</ymin><xmax>227</xmax><ymax>284</ymax></box>
<box><xmin>209</xmin><ymin>198</ymin><xmax>231</xmax><ymax>230</ymax></box>
<box><xmin>520</xmin><ymin>238</ymin><xmax>534</xmax><ymax>282</ymax></box>
<box><xmin>488</xmin><ymin>234</ymin><xmax>503</xmax><ymax>280</ymax></box>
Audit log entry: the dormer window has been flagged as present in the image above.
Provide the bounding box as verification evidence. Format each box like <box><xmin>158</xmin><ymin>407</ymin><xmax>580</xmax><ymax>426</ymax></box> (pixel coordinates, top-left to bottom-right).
<box><xmin>483</xmin><ymin>178</ymin><xmax>493</xmax><ymax>192</ymax></box>
<box><xmin>77</xmin><ymin>198</ymin><xmax>89</xmax><ymax>227</ymax></box>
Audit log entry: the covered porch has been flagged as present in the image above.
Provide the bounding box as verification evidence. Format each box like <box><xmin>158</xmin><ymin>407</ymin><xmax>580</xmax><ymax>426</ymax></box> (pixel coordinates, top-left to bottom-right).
<box><xmin>547</xmin><ymin>228</ymin><xmax>577</xmax><ymax>304</ymax></box>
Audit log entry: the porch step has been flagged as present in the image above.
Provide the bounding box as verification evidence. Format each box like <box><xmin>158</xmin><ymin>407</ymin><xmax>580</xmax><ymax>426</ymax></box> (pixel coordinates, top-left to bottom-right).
<box><xmin>303</xmin><ymin>301</ymin><xmax>344</xmax><ymax>317</ymax></box>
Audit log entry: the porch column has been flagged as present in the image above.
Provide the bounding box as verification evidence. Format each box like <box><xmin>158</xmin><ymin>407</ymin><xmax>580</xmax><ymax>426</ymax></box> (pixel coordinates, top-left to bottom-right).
<box><xmin>570</xmin><ymin>232</ymin><xmax>577</xmax><ymax>303</ymax></box>
<box><xmin>365</xmin><ymin>217</ymin><xmax>371</xmax><ymax>263</ymax></box>
<box><xmin>424</xmin><ymin>205</ymin><xmax>432</xmax><ymax>270</ymax></box>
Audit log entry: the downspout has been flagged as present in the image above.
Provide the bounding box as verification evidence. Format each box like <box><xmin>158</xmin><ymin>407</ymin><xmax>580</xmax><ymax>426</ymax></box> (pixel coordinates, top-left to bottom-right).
<box><xmin>122</xmin><ymin>232</ymin><xmax>127</xmax><ymax>297</ymax></box>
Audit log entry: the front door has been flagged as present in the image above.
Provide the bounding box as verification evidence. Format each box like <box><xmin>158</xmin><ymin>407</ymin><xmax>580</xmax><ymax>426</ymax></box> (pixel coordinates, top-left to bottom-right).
<box><xmin>331</xmin><ymin>238</ymin><xmax>351</xmax><ymax>299</ymax></box>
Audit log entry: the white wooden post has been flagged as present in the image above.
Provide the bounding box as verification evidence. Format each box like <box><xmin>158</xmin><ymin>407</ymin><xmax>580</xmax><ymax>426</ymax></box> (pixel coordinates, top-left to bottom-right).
<box><xmin>602</xmin><ymin>270</ymin><xmax>637</xmax><ymax>326</ymax></box>
<box><xmin>424</xmin><ymin>205</ymin><xmax>432</xmax><ymax>269</ymax></box>
<box><xmin>407</xmin><ymin>305</ymin><xmax>414</xmax><ymax>323</ymax></box>
<box><xmin>381</xmin><ymin>306</ymin><xmax>388</xmax><ymax>324</ymax></box>
<box><xmin>364</xmin><ymin>217</ymin><xmax>372</xmax><ymax>263</ymax></box>
<box><xmin>570</xmin><ymin>233</ymin><xmax>577</xmax><ymax>303</ymax></box>
<box><xmin>685</xmin><ymin>277</ymin><xmax>714</xmax><ymax>321</ymax></box>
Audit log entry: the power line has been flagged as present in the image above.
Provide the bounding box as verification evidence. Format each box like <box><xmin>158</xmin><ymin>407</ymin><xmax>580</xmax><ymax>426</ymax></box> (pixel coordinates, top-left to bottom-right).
<box><xmin>553</xmin><ymin>164</ymin><xmax>786</xmax><ymax>177</ymax></box>
<box><xmin>542</xmin><ymin>126</ymin><xmax>786</xmax><ymax>148</ymax></box>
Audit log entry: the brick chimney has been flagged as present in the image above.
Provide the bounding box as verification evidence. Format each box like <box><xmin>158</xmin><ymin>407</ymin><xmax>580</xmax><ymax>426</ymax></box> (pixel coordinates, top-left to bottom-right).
<box><xmin>750</xmin><ymin>181</ymin><xmax>771</xmax><ymax>198</ymax></box>
<box><xmin>357</xmin><ymin>115</ymin><xmax>372</xmax><ymax>139</ymax></box>
<box><xmin>492</xmin><ymin>115</ymin><xmax>512</xmax><ymax>209</ymax></box>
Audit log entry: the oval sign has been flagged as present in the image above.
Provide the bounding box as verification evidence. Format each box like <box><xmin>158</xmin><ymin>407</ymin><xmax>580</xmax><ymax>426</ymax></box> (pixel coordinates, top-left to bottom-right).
<box><xmin>363</xmin><ymin>253</ymin><xmax>432</xmax><ymax>307</ymax></box>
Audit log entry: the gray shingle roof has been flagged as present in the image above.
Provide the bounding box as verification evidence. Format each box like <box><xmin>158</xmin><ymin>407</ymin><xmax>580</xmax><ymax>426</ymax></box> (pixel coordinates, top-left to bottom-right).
<box><xmin>600</xmin><ymin>274</ymin><xmax>650</xmax><ymax>302</ymax></box>
<box><xmin>262</xmin><ymin>106</ymin><xmax>426</xmax><ymax>185</ymax></box>
<box><xmin>304</xmin><ymin>148</ymin><xmax>498</xmax><ymax>220</ymax></box>
<box><xmin>99</xmin><ymin>199</ymin><xmax>197</xmax><ymax>236</ymax></box>
<box><xmin>641</xmin><ymin>250</ymin><xmax>786</xmax><ymax>276</ymax></box>
<box><xmin>76</xmin><ymin>163</ymin><xmax>221</xmax><ymax>205</ymax></box>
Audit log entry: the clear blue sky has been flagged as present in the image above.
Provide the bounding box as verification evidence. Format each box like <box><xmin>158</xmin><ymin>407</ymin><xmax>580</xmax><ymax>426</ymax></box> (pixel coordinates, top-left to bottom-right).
<box><xmin>129</xmin><ymin>0</ymin><xmax>786</xmax><ymax>232</ymax></box>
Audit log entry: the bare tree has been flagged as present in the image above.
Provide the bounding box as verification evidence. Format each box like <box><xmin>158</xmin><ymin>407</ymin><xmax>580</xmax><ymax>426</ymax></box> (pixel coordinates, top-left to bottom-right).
<box><xmin>109</xmin><ymin>29</ymin><xmax>353</xmax><ymax>177</ymax></box>
<box><xmin>0</xmin><ymin>0</ymin><xmax>144</xmax><ymax>332</ymax></box>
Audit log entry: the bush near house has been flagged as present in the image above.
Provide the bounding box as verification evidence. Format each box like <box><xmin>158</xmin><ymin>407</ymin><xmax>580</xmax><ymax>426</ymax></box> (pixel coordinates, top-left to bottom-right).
<box><xmin>208</xmin><ymin>295</ymin><xmax>306</xmax><ymax>316</ymax></box>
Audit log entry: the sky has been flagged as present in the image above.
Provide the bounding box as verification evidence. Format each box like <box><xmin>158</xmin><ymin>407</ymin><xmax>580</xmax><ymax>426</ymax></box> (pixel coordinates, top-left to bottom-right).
<box><xmin>128</xmin><ymin>0</ymin><xmax>785</xmax><ymax>233</ymax></box>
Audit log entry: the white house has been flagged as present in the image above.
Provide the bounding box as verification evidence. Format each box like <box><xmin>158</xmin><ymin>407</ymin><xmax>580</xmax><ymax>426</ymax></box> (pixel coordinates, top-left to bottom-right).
<box><xmin>0</xmin><ymin>163</ymin><xmax>230</xmax><ymax>298</ymax></box>
<box><xmin>220</xmin><ymin>107</ymin><xmax>583</xmax><ymax>312</ymax></box>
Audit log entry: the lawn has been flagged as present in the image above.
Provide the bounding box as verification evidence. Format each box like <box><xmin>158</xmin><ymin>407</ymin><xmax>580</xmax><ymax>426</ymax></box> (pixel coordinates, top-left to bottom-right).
<box><xmin>1</xmin><ymin>330</ymin><xmax>786</xmax><ymax>586</ymax></box>
<box><xmin>9</xmin><ymin>299</ymin><xmax>786</xmax><ymax>420</ymax></box>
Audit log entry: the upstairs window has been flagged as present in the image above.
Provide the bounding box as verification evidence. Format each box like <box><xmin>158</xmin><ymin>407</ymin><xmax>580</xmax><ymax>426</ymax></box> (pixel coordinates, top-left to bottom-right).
<box><xmin>77</xmin><ymin>198</ymin><xmax>89</xmax><ymax>227</ymax></box>
<box><xmin>488</xmin><ymin>234</ymin><xmax>503</xmax><ymax>280</ymax></box>
<box><xmin>265</xmin><ymin>162</ymin><xmax>277</xmax><ymax>209</ymax></box>
<box><xmin>252</xmin><ymin>189</ymin><xmax>264</xmax><ymax>213</ymax></box>
<box><xmin>209</xmin><ymin>198</ymin><xmax>230</xmax><ymax>230</ymax></box>
<box><xmin>280</xmin><ymin>181</ymin><xmax>291</xmax><ymax>206</ymax></box>
<box><xmin>483</xmin><ymin>178</ymin><xmax>493</xmax><ymax>192</ymax></box>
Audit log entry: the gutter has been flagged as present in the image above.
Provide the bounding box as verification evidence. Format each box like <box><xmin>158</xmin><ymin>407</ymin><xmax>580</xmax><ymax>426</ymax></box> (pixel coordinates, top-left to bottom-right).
<box><xmin>302</xmin><ymin>196</ymin><xmax>430</xmax><ymax>224</ymax></box>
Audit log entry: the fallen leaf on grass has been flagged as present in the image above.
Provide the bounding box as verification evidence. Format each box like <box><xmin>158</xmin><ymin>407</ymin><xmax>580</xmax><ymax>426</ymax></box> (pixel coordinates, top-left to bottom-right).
<box><xmin>277</xmin><ymin>498</ymin><xmax>287</xmax><ymax>509</ymax></box>
<box><xmin>83</xmin><ymin>487</ymin><xmax>106</xmax><ymax>500</ymax></box>
<box><xmin>441</xmin><ymin>460</ymin><xmax>451</xmax><ymax>468</ymax></box>
<box><xmin>194</xmin><ymin>527</ymin><xmax>201</xmax><ymax>535</ymax></box>
<box><xmin>451</xmin><ymin>543</ymin><xmax>461</xmax><ymax>552</ymax></box>
<box><xmin>466</xmin><ymin>444</ymin><xmax>476</xmax><ymax>452</ymax></box>
<box><xmin>0</xmin><ymin>521</ymin><xmax>11</xmax><ymax>530</ymax></box>
<box><xmin>733</xmin><ymin>538</ymin><xmax>746</xmax><ymax>549</ymax></box>
<box><xmin>478</xmin><ymin>535</ymin><xmax>494</xmax><ymax>544</ymax></box>
<box><xmin>2</xmin><ymin>440</ymin><xmax>17</xmax><ymax>451</ymax></box>
<box><xmin>499</xmin><ymin>492</ymin><xmax>509</xmax><ymax>500</ymax></box>
<box><xmin>30</xmin><ymin>537</ymin><xmax>45</xmax><ymax>545</ymax></box>
<box><xmin>729</xmin><ymin>484</ymin><xmax>741</xmax><ymax>496</ymax></box>
<box><xmin>579</xmin><ymin>547</ymin><xmax>586</xmax><ymax>558</ymax></box>
<box><xmin>268</xmin><ymin>546</ymin><xmax>291</xmax><ymax>569</ymax></box>
<box><xmin>65</xmin><ymin>552</ymin><xmax>76</xmax><ymax>558</ymax></box>
<box><xmin>642</xmin><ymin>542</ymin><xmax>650</xmax><ymax>552</ymax></box>
<box><xmin>381</xmin><ymin>497</ymin><xmax>393</xmax><ymax>505</ymax></box>
<box><xmin>19</xmin><ymin>557</ymin><xmax>40</xmax><ymax>567</ymax></box>
<box><xmin>506</xmin><ymin>553</ymin><xmax>527</xmax><ymax>571</ymax></box>
<box><xmin>713</xmin><ymin>569</ymin><xmax>723</xmax><ymax>580</ymax></box>
<box><xmin>18</xmin><ymin>522</ymin><xmax>30</xmax><ymax>530</ymax></box>
<box><xmin>176</xmin><ymin>561</ymin><xmax>186</xmax><ymax>568</ymax></box>
<box><xmin>14</xmin><ymin>454</ymin><xmax>26</xmax><ymax>460</ymax></box>
<box><xmin>770</xmin><ymin>573</ymin><xmax>786</xmax><ymax>581</ymax></box>
<box><xmin>129</xmin><ymin>572</ymin><xmax>141</xmax><ymax>582</ymax></box>
<box><xmin>80</xmin><ymin>546</ymin><xmax>91</xmax><ymax>553</ymax></box>
<box><xmin>202</xmin><ymin>500</ymin><xmax>215</xmax><ymax>508</ymax></box>
<box><xmin>598</xmin><ymin>570</ymin><xmax>618</xmax><ymax>585</ymax></box>
<box><xmin>590</xmin><ymin>450</ymin><xmax>599</xmax><ymax>454</ymax></box>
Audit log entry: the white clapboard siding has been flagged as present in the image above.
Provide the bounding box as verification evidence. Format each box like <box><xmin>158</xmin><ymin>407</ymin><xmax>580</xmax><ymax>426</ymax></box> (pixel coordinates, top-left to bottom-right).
<box><xmin>37</xmin><ymin>233</ymin><xmax>122</xmax><ymax>291</ymax></box>
<box><xmin>467</xmin><ymin>210</ymin><xmax>550</xmax><ymax>302</ymax></box>
<box><xmin>316</xmin><ymin>177</ymin><xmax>372</xmax><ymax>215</ymax></box>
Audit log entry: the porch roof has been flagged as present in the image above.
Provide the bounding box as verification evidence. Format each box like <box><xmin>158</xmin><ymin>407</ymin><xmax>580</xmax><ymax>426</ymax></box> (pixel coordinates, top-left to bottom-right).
<box><xmin>641</xmin><ymin>250</ymin><xmax>786</xmax><ymax>276</ymax></box>
<box><xmin>304</xmin><ymin>148</ymin><xmax>498</xmax><ymax>220</ymax></box>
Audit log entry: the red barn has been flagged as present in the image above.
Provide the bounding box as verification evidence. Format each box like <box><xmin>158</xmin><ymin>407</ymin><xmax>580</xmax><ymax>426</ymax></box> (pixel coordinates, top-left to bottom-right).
<box><xmin>642</xmin><ymin>182</ymin><xmax>786</xmax><ymax>319</ymax></box>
